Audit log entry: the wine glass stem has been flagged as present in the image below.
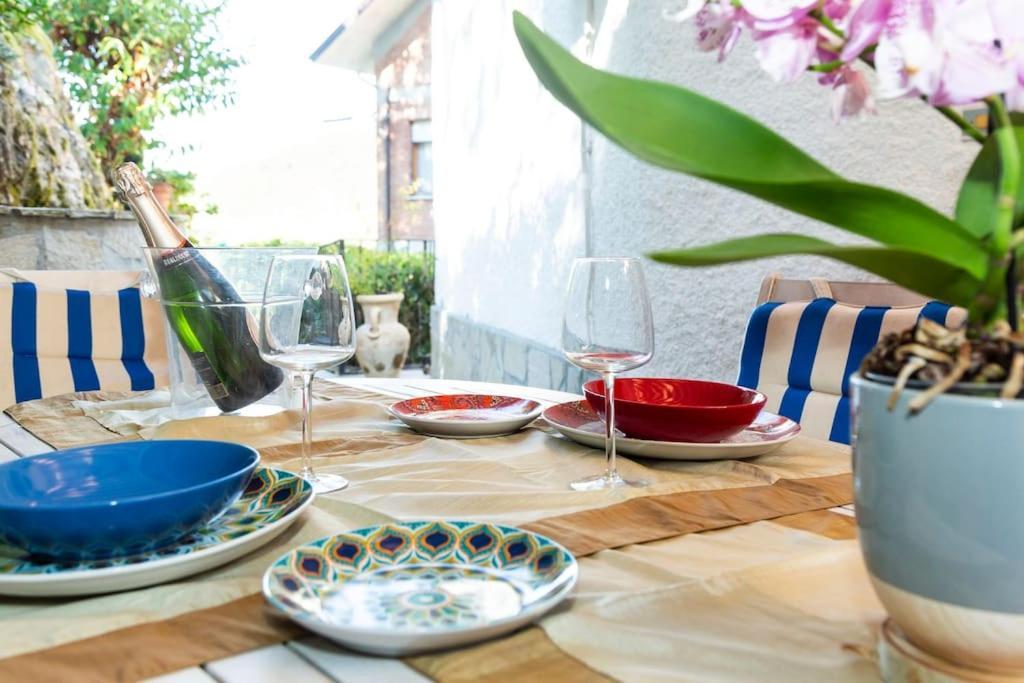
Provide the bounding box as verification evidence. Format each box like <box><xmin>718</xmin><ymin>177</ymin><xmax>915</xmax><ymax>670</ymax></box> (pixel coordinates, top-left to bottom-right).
<box><xmin>300</xmin><ymin>370</ymin><xmax>316</xmax><ymax>482</ymax></box>
<box><xmin>604</xmin><ymin>371</ymin><xmax>618</xmax><ymax>481</ymax></box>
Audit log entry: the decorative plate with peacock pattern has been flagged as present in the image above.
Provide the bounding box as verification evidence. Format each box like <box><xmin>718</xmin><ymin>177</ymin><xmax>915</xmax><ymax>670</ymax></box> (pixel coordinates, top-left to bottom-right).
<box><xmin>263</xmin><ymin>520</ymin><xmax>577</xmax><ymax>656</ymax></box>
<box><xmin>0</xmin><ymin>467</ymin><xmax>313</xmax><ymax>597</ymax></box>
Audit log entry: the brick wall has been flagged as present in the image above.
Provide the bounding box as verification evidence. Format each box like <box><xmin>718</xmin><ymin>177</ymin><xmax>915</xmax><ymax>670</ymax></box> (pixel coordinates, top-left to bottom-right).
<box><xmin>376</xmin><ymin>7</ymin><xmax>432</xmax><ymax>241</ymax></box>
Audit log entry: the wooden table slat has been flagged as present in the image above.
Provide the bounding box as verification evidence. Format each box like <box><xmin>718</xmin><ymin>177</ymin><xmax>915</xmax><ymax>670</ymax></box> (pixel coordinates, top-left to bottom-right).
<box><xmin>0</xmin><ymin>441</ymin><xmax>18</xmax><ymax>463</ymax></box>
<box><xmin>203</xmin><ymin>644</ymin><xmax>335</xmax><ymax>683</ymax></box>
<box><xmin>144</xmin><ymin>666</ymin><xmax>220</xmax><ymax>683</ymax></box>
<box><xmin>289</xmin><ymin>637</ymin><xmax>431</xmax><ymax>683</ymax></box>
<box><xmin>0</xmin><ymin>423</ymin><xmax>54</xmax><ymax>456</ymax></box>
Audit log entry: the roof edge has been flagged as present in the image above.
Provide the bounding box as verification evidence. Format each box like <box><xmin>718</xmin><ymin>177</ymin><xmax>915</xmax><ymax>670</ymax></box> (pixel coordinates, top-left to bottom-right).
<box><xmin>309</xmin><ymin>21</ymin><xmax>347</xmax><ymax>62</ymax></box>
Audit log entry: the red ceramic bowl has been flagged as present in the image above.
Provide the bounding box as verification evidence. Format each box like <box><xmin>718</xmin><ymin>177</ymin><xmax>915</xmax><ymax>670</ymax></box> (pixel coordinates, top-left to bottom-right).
<box><xmin>583</xmin><ymin>378</ymin><xmax>766</xmax><ymax>443</ymax></box>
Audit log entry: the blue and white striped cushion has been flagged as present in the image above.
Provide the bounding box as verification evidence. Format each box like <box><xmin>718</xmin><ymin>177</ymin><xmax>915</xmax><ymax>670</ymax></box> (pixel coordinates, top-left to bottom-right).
<box><xmin>737</xmin><ymin>298</ymin><xmax>964</xmax><ymax>445</ymax></box>
<box><xmin>0</xmin><ymin>281</ymin><xmax>168</xmax><ymax>408</ymax></box>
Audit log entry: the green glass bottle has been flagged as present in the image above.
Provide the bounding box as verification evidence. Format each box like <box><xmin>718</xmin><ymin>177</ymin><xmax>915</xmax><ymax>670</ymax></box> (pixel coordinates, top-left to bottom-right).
<box><xmin>114</xmin><ymin>163</ymin><xmax>284</xmax><ymax>412</ymax></box>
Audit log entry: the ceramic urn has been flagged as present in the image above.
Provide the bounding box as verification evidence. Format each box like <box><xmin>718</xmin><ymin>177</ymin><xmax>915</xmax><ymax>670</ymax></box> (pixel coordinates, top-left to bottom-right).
<box><xmin>354</xmin><ymin>293</ymin><xmax>410</xmax><ymax>378</ymax></box>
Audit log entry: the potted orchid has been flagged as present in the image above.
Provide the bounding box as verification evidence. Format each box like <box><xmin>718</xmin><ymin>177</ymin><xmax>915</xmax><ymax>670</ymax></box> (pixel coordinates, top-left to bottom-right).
<box><xmin>514</xmin><ymin>0</ymin><xmax>1024</xmax><ymax>672</ymax></box>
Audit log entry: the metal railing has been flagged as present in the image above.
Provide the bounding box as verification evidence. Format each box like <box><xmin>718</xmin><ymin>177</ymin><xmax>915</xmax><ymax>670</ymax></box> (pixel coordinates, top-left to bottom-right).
<box><xmin>318</xmin><ymin>239</ymin><xmax>435</xmax><ymax>257</ymax></box>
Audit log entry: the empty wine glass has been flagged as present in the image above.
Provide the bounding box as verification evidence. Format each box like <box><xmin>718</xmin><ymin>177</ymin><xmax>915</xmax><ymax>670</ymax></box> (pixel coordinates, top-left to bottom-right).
<box><xmin>260</xmin><ymin>254</ymin><xmax>356</xmax><ymax>494</ymax></box>
<box><xmin>562</xmin><ymin>257</ymin><xmax>654</xmax><ymax>491</ymax></box>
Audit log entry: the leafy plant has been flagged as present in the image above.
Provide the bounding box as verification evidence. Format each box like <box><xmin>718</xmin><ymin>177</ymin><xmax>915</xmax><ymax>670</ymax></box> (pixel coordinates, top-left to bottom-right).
<box><xmin>512</xmin><ymin>10</ymin><xmax>1023</xmax><ymax>330</ymax></box>
<box><xmin>238</xmin><ymin>238</ymin><xmax>318</xmax><ymax>248</ymax></box>
<box><xmin>31</xmin><ymin>0</ymin><xmax>239</xmax><ymax>171</ymax></box>
<box><xmin>147</xmin><ymin>168</ymin><xmax>201</xmax><ymax>218</ymax></box>
<box><xmin>0</xmin><ymin>1</ymin><xmax>48</xmax><ymax>33</ymax></box>
<box><xmin>319</xmin><ymin>245</ymin><xmax>435</xmax><ymax>366</ymax></box>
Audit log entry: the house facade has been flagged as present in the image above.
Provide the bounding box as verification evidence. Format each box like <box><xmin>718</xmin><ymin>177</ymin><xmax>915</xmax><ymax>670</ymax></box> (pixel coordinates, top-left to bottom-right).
<box><xmin>313</xmin><ymin>0</ymin><xmax>433</xmax><ymax>242</ymax></box>
<box><xmin>318</xmin><ymin>0</ymin><xmax>977</xmax><ymax>392</ymax></box>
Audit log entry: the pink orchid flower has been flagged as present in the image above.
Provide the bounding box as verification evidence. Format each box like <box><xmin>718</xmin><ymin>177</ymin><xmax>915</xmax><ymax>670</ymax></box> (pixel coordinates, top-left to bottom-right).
<box><xmin>695</xmin><ymin>3</ymin><xmax>745</xmax><ymax>62</ymax></box>
<box><xmin>822</xmin><ymin>0</ymin><xmax>853</xmax><ymax>22</ymax></box>
<box><xmin>874</xmin><ymin>0</ymin><xmax>1013</xmax><ymax>105</ymax></box>
<box><xmin>742</xmin><ymin>0</ymin><xmax>819</xmax><ymax>30</ymax></box>
<box><xmin>832</xmin><ymin>66</ymin><xmax>877</xmax><ymax>120</ymax></box>
<box><xmin>989</xmin><ymin>0</ymin><xmax>1024</xmax><ymax>110</ymax></box>
<box><xmin>817</xmin><ymin>47</ymin><xmax>843</xmax><ymax>84</ymax></box>
<box><xmin>754</xmin><ymin>18</ymin><xmax>821</xmax><ymax>82</ymax></box>
<box><xmin>842</xmin><ymin>0</ymin><xmax>893</xmax><ymax>61</ymax></box>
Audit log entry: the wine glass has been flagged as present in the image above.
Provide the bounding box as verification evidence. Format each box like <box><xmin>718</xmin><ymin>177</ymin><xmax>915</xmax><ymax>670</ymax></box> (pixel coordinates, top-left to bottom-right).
<box><xmin>562</xmin><ymin>257</ymin><xmax>654</xmax><ymax>491</ymax></box>
<box><xmin>260</xmin><ymin>254</ymin><xmax>356</xmax><ymax>494</ymax></box>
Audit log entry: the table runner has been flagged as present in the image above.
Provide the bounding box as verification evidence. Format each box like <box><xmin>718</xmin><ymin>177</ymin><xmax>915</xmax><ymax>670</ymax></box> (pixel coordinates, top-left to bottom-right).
<box><xmin>543</xmin><ymin>518</ymin><xmax>883</xmax><ymax>682</ymax></box>
<box><xmin>0</xmin><ymin>385</ymin><xmax>859</xmax><ymax>681</ymax></box>
<box><xmin>0</xmin><ymin>511</ymin><xmax>872</xmax><ymax>682</ymax></box>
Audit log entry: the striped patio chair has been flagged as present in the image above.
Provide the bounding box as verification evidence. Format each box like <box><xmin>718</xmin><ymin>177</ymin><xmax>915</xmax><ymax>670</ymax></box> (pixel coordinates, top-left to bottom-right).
<box><xmin>737</xmin><ymin>275</ymin><xmax>966</xmax><ymax>445</ymax></box>
<box><xmin>0</xmin><ymin>270</ymin><xmax>169</xmax><ymax>409</ymax></box>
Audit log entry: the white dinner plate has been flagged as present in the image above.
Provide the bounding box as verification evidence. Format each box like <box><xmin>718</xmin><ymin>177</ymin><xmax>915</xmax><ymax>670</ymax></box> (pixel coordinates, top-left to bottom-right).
<box><xmin>388</xmin><ymin>394</ymin><xmax>543</xmax><ymax>438</ymax></box>
<box><xmin>0</xmin><ymin>467</ymin><xmax>313</xmax><ymax>597</ymax></box>
<box><xmin>543</xmin><ymin>401</ymin><xmax>801</xmax><ymax>460</ymax></box>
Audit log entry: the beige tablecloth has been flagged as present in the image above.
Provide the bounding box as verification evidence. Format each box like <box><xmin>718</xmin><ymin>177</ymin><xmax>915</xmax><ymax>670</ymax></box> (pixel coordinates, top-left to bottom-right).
<box><xmin>0</xmin><ymin>385</ymin><xmax>876</xmax><ymax>682</ymax></box>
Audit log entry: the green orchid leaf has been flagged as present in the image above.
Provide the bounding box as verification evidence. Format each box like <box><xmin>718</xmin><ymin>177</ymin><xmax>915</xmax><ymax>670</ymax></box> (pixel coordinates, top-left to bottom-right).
<box><xmin>956</xmin><ymin>112</ymin><xmax>1024</xmax><ymax>238</ymax></box>
<box><xmin>513</xmin><ymin>12</ymin><xmax>987</xmax><ymax>279</ymax></box>
<box><xmin>650</xmin><ymin>234</ymin><xmax>981</xmax><ymax>307</ymax></box>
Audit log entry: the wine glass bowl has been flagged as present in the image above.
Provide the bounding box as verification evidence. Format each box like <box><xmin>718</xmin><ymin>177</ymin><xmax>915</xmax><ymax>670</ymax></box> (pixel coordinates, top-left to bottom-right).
<box><xmin>260</xmin><ymin>255</ymin><xmax>356</xmax><ymax>494</ymax></box>
<box><xmin>562</xmin><ymin>257</ymin><xmax>654</xmax><ymax>491</ymax></box>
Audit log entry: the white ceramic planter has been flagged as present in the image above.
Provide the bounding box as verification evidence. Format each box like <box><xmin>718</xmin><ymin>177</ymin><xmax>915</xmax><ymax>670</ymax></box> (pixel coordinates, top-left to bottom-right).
<box><xmin>354</xmin><ymin>293</ymin><xmax>411</xmax><ymax>378</ymax></box>
<box><xmin>851</xmin><ymin>374</ymin><xmax>1024</xmax><ymax>674</ymax></box>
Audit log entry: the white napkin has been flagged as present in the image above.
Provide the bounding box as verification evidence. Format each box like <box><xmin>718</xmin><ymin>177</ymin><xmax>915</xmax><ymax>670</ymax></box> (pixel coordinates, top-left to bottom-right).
<box><xmin>72</xmin><ymin>389</ymin><xmax>174</xmax><ymax>436</ymax></box>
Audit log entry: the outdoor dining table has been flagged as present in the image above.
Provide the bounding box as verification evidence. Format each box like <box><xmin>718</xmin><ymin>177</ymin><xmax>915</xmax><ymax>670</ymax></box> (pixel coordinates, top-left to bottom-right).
<box><xmin>0</xmin><ymin>377</ymin><xmax>879</xmax><ymax>682</ymax></box>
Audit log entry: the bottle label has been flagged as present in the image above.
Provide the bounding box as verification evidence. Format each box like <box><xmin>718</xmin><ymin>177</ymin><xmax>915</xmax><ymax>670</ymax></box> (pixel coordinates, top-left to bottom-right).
<box><xmin>187</xmin><ymin>349</ymin><xmax>230</xmax><ymax>400</ymax></box>
<box><xmin>160</xmin><ymin>246</ymin><xmax>195</xmax><ymax>270</ymax></box>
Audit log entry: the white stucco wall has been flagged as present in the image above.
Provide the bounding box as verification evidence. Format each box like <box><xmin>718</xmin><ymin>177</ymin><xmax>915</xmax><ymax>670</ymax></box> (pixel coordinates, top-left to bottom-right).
<box><xmin>432</xmin><ymin>0</ymin><xmax>589</xmax><ymax>350</ymax></box>
<box><xmin>433</xmin><ymin>0</ymin><xmax>980</xmax><ymax>383</ymax></box>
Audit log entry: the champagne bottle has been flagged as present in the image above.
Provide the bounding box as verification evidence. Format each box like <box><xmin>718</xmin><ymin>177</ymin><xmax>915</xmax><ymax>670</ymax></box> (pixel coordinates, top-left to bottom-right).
<box><xmin>114</xmin><ymin>163</ymin><xmax>284</xmax><ymax>412</ymax></box>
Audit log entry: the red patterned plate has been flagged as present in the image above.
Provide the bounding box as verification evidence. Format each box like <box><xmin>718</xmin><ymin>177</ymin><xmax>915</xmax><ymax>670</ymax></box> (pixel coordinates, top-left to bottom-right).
<box><xmin>542</xmin><ymin>401</ymin><xmax>800</xmax><ymax>460</ymax></box>
<box><xmin>388</xmin><ymin>394</ymin><xmax>543</xmax><ymax>438</ymax></box>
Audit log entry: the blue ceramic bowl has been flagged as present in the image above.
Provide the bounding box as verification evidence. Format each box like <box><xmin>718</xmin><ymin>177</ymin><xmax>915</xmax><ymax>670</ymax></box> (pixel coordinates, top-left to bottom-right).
<box><xmin>0</xmin><ymin>440</ymin><xmax>259</xmax><ymax>560</ymax></box>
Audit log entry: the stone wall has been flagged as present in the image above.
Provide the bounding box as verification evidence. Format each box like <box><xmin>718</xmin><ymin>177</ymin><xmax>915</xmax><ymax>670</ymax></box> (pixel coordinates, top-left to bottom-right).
<box><xmin>0</xmin><ymin>206</ymin><xmax>146</xmax><ymax>271</ymax></box>
<box><xmin>432</xmin><ymin>306</ymin><xmax>590</xmax><ymax>392</ymax></box>
<box><xmin>0</xmin><ymin>27</ymin><xmax>113</xmax><ymax>209</ymax></box>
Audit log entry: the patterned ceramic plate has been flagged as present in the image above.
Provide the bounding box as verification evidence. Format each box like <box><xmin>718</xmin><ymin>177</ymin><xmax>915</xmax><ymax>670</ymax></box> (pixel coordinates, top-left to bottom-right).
<box><xmin>0</xmin><ymin>467</ymin><xmax>313</xmax><ymax>597</ymax></box>
<box><xmin>263</xmin><ymin>520</ymin><xmax>577</xmax><ymax>655</ymax></box>
<box><xmin>544</xmin><ymin>401</ymin><xmax>801</xmax><ymax>460</ymax></box>
<box><xmin>388</xmin><ymin>394</ymin><xmax>543</xmax><ymax>438</ymax></box>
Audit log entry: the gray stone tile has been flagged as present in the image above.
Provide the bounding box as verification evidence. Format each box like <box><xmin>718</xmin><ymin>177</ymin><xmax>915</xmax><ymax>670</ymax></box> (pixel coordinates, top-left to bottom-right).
<box><xmin>526</xmin><ymin>347</ymin><xmax>552</xmax><ymax>389</ymax></box>
<box><xmin>502</xmin><ymin>338</ymin><xmax>527</xmax><ymax>384</ymax></box>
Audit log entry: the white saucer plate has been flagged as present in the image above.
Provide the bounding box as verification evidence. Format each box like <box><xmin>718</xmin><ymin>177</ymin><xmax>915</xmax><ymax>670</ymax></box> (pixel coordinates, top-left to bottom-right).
<box><xmin>263</xmin><ymin>520</ymin><xmax>577</xmax><ymax>656</ymax></box>
<box><xmin>543</xmin><ymin>401</ymin><xmax>800</xmax><ymax>460</ymax></box>
<box><xmin>0</xmin><ymin>467</ymin><xmax>313</xmax><ymax>597</ymax></box>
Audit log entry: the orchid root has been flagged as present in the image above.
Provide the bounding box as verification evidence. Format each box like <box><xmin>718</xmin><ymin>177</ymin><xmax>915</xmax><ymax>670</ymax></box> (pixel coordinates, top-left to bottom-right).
<box><xmin>887</xmin><ymin>357</ymin><xmax>927</xmax><ymax>411</ymax></box>
<box><xmin>894</xmin><ymin>343</ymin><xmax>953</xmax><ymax>364</ymax></box>
<box><xmin>907</xmin><ymin>342</ymin><xmax>972</xmax><ymax>414</ymax></box>
<box><xmin>1001</xmin><ymin>351</ymin><xmax>1024</xmax><ymax>399</ymax></box>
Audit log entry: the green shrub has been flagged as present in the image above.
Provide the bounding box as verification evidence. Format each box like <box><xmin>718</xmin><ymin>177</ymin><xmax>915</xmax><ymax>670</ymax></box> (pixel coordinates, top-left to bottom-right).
<box><xmin>320</xmin><ymin>245</ymin><xmax>435</xmax><ymax>366</ymax></box>
<box><xmin>37</xmin><ymin>0</ymin><xmax>239</xmax><ymax>171</ymax></box>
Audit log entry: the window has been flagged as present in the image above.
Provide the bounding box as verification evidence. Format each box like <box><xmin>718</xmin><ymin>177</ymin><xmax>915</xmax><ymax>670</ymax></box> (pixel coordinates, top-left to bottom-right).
<box><xmin>411</xmin><ymin>119</ymin><xmax>432</xmax><ymax>198</ymax></box>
